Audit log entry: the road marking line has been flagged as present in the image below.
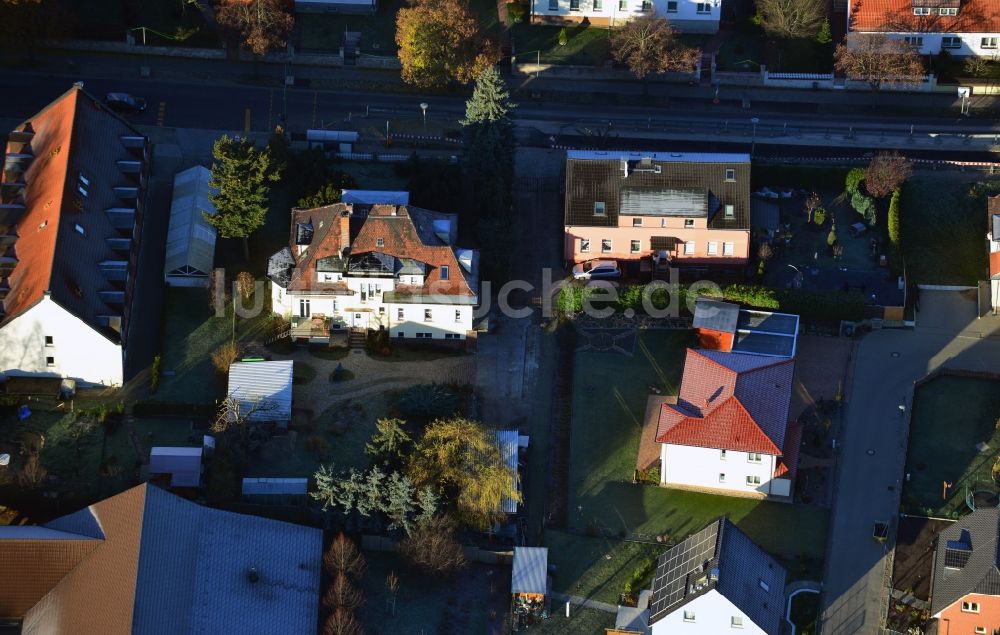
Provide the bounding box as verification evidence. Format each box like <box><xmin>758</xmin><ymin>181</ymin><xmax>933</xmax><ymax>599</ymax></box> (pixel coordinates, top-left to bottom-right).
<box><xmin>156</xmin><ymin>101</ymin><xmax>166</xmax><ymax>127</ymax></box>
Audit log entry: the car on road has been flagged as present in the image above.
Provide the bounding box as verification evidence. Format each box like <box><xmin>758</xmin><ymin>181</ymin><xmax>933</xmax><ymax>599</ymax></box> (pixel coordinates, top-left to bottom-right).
<box><xmin>572</xmin><ymin>260</ymin><xmax>621</xmax><ymax>280</ymax></box>
<box><xmin>105</xmin><ymin>93</ymin><xmax>147</xmax><ymax>114</ymax></box>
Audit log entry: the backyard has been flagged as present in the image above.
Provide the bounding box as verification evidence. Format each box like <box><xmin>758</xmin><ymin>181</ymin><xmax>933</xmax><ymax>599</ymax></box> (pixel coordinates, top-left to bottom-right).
<box><xmin>566</xmin><ymin>329</ymin><xmax>830</xmax><ymax>583</ymax></box>
<box><xmin>511</xmin><ymin>24</ymin><xmax>610</xmax><ymax>66</ymax></box>
<box><xmin>901</xmin><ymin>177</ymin><xmax>1000</xmax><ymax>285</ymax></box>
<box><xmin>716</xmin><ymin>22</ymin><xmax>832</xmax><ymax>73</ymax></box>
<box><xmin>63</xmin><ymin>0</ymin><xmax>220</xmax><ymax>47</ymax></box>
<box><xmin>901</xmin><ymin>374</ymin><xmax>1000</xmax><ymax>517</ymax></box>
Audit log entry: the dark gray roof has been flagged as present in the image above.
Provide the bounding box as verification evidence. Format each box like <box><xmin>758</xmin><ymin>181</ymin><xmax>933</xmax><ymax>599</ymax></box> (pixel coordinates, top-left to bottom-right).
<box><xmin>266</xmin><ymin>247</ymin><xmax>295</xmax><ymax>288</ymax></box>
<box><xmin>930</xmin><ymin>508</ymin><xmax>1000</xmax><ymax>616</ymax></box>
<box><xmin>693</xmin><ymin>298</ymin><xmax>740</xmax><ymax>333</ymax></box>
<box><xmin>750</xmin><ymin>198</ymin><xmax>780</xmax><ymax>232</ymax></box>
<box><xmin>648</xmin><ymin>519</ymin><xmax>786</xmax><ymax>632</ymax></box>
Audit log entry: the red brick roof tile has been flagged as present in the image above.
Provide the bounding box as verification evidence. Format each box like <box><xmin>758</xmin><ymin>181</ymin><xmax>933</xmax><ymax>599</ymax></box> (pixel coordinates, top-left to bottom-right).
<box><xmin>774</xmin><ymin>422</ymin><xmax>802</xmax><ymax>479</ymax></box>
<box><xmin>656</xmin><ymin>397</ymin><xmax>782</xmax><ymax>454</ymax></box>
<box><xmin>849</xmin><ymin>0</ymin><xmax>1000</xmax><ymax>33</ymax></box>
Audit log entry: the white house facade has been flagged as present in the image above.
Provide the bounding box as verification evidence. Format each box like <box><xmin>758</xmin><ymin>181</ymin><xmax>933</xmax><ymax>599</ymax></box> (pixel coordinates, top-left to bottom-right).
<box><xmin>530</xmin><ymin>0</ymin><xmax>719</xmax><ymax>31</ymax></box>
<box><xmin>649</xmin><ymin>589</ymin><xmax>768</xmax><ymax>635</ymax></box>
<box><xmin>660</xmin><ymin>443</ymin><xmax>791</xmax><ymax>498</ymax></box>
<box><xmin>268</xmin><ymin>202</ymin><xmax>479</xmax><ymax>343</ymax></box>
<box><xmin>848</xmin><ymin>0</ymin><xmax>1000</xmax><ymax>57</ymax></box>
<box><xmin>0</xmin><ymin>295</ymin><xmax>123</xmax><ymax>387</ymax></box>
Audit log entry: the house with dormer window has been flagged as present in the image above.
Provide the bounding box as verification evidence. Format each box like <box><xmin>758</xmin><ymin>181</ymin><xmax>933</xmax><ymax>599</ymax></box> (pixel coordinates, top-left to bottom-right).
<box><xmin>930</xmin><ymin>507</ymin><xmax>1000</xmax><ymax>633</ymax></box>
<box><xmin>848</xmin><ymin>0</ymin><xmax>1000</xmax><ymax>57</ymax></box>
<box><xmin>267</xmin><ymin>198</ymin><xmax>479</xmax><ymax>343</ymax></box>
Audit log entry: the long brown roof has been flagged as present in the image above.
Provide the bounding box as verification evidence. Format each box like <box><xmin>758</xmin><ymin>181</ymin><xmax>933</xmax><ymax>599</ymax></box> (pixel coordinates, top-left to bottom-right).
<box><xmin>850</xmin><ymin>0</ymin><xmax>1000</xmax><ymax>32</ymax></box>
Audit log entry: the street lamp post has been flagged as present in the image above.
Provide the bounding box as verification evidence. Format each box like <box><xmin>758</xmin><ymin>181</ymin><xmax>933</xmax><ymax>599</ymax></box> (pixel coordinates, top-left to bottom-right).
<box><xmin>420</xmin><ymin>102</ymin><xmax>429</xmax><ymax>131</ymax></box>
<box><xmin>750</xmin><ymin>117</ymin><xmax>760</xmax><ymax>155</ymax></box>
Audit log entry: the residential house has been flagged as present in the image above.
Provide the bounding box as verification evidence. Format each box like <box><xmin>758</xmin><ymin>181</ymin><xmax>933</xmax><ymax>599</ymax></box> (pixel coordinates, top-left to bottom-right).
<box><xmin>226</xmin><ymin>360</ymin><xmax>294</xmax><ymax>427</ymax></box>
<box><xmin>164</xmin><ymin>166</ymin><xmax>217</xmax><ymax>288</ymax></box>
<box><xmin>268</xmin><ymin>202</ymin><xmax>479</xmax><ymax>342</ymax></box>
<box><xmin>645</xmin><ymin>518</ymin><xmax>787</xmax><ymax>634</ymax></box>
<box><xmin>987</xmin><ymin>194</ymin><xmax>999</xmax><ymax>313</ymax></box>
<box><xmin>847</xmin><ymin>0</ymin><xmax>1000</xmax><ymax>57</ymax></box>
<box><xmin>0</xmin><ymin>84</ymin><xmax>151</xmax><ymax>387</ymax></box>
<box><xmin>563</xmin><ymin>151</ymin><xmax>750</xmax><ymax>273</ymax></box>
<box><xmin>0</xmin><ymin>483</ymin><xmax>322</xmax><ymax>634</ymax></box>
<box><xmin>929</xmin><ymin>507</ymin><xmax>1000</xmax><ymax>634</ymax></box>
<box><xmin>530</xmin><ymin>0</ymin><xmax>720</xmax><ymax>32</ymax></box>
<box><xmin>294</xmin><ymin>0</ymin><xmax>377</xmax><ymax>16</ymax></box>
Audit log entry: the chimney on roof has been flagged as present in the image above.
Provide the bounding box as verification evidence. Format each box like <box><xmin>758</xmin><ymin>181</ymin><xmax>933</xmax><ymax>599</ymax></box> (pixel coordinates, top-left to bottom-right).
<box><xmin>247</xmin><ymin>567</ymin><xmax>259</xmax><ymax>583</ymax></box>
<box><xmin>73</xmin><ymin>81</ymin><xmax>84</xmax><ymax>89</ymax></box>
<box><xmin>339</xmin><ymin>210</ymin><xmax>350</xmax><ymax>255</ymax></box>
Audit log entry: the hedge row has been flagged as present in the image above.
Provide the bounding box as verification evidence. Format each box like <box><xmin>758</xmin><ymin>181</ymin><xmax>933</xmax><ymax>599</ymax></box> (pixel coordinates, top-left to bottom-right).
<box><xmin>557</xmin><ymin>282</ymin><xmax>866</xmax><ymax>324</ymax></box>
<box><xmin>132</xmin><ymin>401</ymin><xmax>216</xmax><ymax>419</ymax></box>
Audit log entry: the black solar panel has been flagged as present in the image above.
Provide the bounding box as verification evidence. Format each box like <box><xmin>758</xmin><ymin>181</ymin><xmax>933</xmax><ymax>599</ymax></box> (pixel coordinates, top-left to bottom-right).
<box><xmin>944</xmin><ymin>547</ymin><xmax>971</xmax><ymax>569</ymax></box>
<box><xmin>647</xmin><ymin>520</ymin><xmax>722</xmax><ymax>622</ymax></box>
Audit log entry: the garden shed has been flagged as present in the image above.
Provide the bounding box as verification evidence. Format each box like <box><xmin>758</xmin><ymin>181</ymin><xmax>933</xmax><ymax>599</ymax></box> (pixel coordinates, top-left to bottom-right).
<box><xmin>512</xmin><ymin>547</ymin><xmax>548</xmax><ymax>624</ymax></box>
<box><xmin>148</xmin><ymin>446</ymin><xmax>203</xmax><ymax>488</ymax></box>
<box><xmin>226</xmin><ymin>360</ymin><xmax>294</xmax><ymax>427</ymax></box>
<box><xmin>164</xmin><ymin>166</ymin><xmax>217</xmax><ymax>287</ymax></box>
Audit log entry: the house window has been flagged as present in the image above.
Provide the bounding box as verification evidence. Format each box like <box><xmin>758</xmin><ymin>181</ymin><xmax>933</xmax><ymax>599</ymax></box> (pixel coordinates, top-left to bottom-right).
<box><xmin>983</xmin><ymin>37</ymin><xmax>999</xmax><ymax>49</ymax></box>
<box><xmin>570</xmin><ymin>0</ymin><xmax>580</xmax><ymax>10</ymax></box>
<box><xmin>46</xmin><ymin>356</ymin><xmax>55</xmax><ymax>367</ymax></box>
<box><xmin>707</xmin><ymin>242</ymin><xmax>718</xmax><ymax>256</ymax></box>
<box><xmin>594</xmin><ymin>201</ymin><xmax>606</xmax><ymax>216</ymax></box>
<box><xmin>299</xmin><ymin>299</ymin><xmax>310</xmax><ymax>318</ymax></box>
<box><xmin>424</xmin><ymin>309</ymin><xmax>432</xmax><ymax>322</ymax></box>
<box><xmin>975</xmin><ymin>627</ymin><xmax>986</xmax><ymax>634</ymax></box>
<box><xmin>696</xmin><ymin>2</ymin><xmax>711</xmax><ymax>12</ymax></box>
<box><xmin>912</xmin><ymin>6</ymin><xmax>930</xmax><ymax>14</ymax></box>
<box><xmin>397</xmin><ymin>332</ymin><xmax>405</xmax><ymax>338</ymax></box>
<box><xmin>74</xmin><ymin>223</ymin><xmax>85</xmax><ymax>236</ymax></box>
<box><xmin>455</xmin><ymin>310</ymin><xmax>462</xmax><ymax>322</ymax></box>
<box><xmin>719</xmin><ymin>473</ymin><xmax>726</xmax><ymax>482</ymax></box>
<box><xmin>44</xmin><ymin>336</ymin><xmax>53</xmax><ymax>347</ymax></box>
<box><xmin>377</xmin><ymin>237</ymin><xmax>385</xmax><ymax>247</ymax></box>
<box><xmin>683</xmin><ymin>242</ymin><xmax>695</xmax><ymax>255</ymax></box>
<box><xmin>684</xmin><ymin>219</ymin><xmax>695</xmax><ymax>228</ymax></box>
<box><xmin>666</xmin><ymin>0</ymin><xmax>677</xmax><ymax>10</ymax></box>
<box><xmin>660</xmin><ymin>218</ymin><xmax>668</xmax><ymax>228</ymax></box>
<box><xmin>580</xmin><ymin>238</ymin><xmax>591</xmax><ymax>253</ymax></box>
<box><xmin>725</xmin><ymin>168</ymin><xmax>736</xmax><ymax>181</ymax></box>
<box><xmin>397</xmin><ymin>308</ymin><xmax>404</xmax><ymax>320</ymax></box>
<box><xmin>619</xmin><ymin>0</ymin><xmax>627</xmax><ymax>10</ymax></box>
<box><xmin>594</xmin><ymin>0</ymin><xmax>603</xmax><ymax>10</ymax></box>
<box><xmin>378</xmin><ymin>306</ymin><xmax>385</xmax><ymax>314</ymax></box>
<box><xmin>731</xmin><ymin>616</ymin><xmax>744</xmax><ymax>628</ymax></box>
<box><xmin>724</xmin><ymin>204</ymin><xmax>735</xmax><ymax>218</ymax></box>
<box><xmin>641</xmin><ymin>0</ymin><xmax>651</xmax><ymax>10</ymax></box>
<box><xmin>962</xmin><ymin>602</ymin><xmax>980</xmax><ymax>613</ymax></box>
<box><xmin>549</xmin><ymin>0</ymin><xmax>558</xmax><ymax>9</ymax></box>
<box><xmin>630</xmin><ymin>240</ymin><xmax>641</xmax><ymax>253</ymax></box>
<box><xmin>683</xmin><ymin>611</ymin><xmax>695</xmax><ymax>622</ymax></box>
<box><xmin>939</xmin><ymin>6</ymin><xmax>957</xmax><ymax>14</ymax></box>
<box><xmin>942</xmin><ymin>36</ymin><xmax>961</xmax><ymax>49</ymax></box>
<box><xmin>601</xmin><ymin>239</ymin><xmax>612</xmax><ymax>253</ymax></box>
<box><xmin>746</xmin><ymin>475</ymin><xmax>761</xmax><ymax>486</ymax></box>
<box><xmin>633</xmin><ymin>217</ymin><xmax>642</xmax><ymax>227</ymax></box>
<box><xmin>441</xmin><ymin>265</ymin><xmax>449</xmax><ymax>281</ymax></box>
<box><xmin>759</xmin><ymin>579</ymin><xmax>770</xmax><ymax>592</ymax></box>
<box><xmin>723</xmin><ymin>242</ymin><xmax>735</xmax><ymax>256</ymax></box>
<box><xmin>748</xmin><ymin>453</ymin><xmax>762</xmax><ymax>463</ymax></box>
<box><xmin>904</xmin><ymin>36</ymin><xmax>924</xmax><ymax>47</ymax></box>
<box><xmin>444</xmin><ymin>333</ymin><xmax>460</xmax><ymax>340</ymax></box>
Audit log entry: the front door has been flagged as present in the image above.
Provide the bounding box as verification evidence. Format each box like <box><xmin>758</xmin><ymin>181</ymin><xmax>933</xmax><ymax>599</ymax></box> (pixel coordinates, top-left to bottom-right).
<box><xmin>352</xmin><ymin>312</ymin><xmax>368</xmax><ymax>329</ymax></box>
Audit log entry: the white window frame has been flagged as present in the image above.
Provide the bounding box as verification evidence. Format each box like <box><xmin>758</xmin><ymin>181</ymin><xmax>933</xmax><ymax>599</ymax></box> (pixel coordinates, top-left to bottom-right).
<box><xmin>601</xmin><ymin>239</ymin><xmax>612</xmax><ymax>253</ymax></box>
<box><xmin>683</xmin><ymin>610</ymin><xmax>696</xmax><ymax>622</ymax></box>
<box><xmin>580</xmin><ymin>238</ymin><xmax>590</xmax><ymax>253</ymax></box>
<box><xmin>938</xmin><ymin>6</ymin><xmax>956</xmax><ymax>14</ymax></box>
<box><xmin>440</xmin><ymin>265</ymin><xmax>449</xmax><ymax>281</ymax></box>
<box><xmin>904</xmin><ymin>36</ymin><xmax>924</xmax><ymax>47</ymax></box>
<box><xmin>696</xmin><ymin>1</ymin><xmax>711</xmax><ymax>13</ymax></box>
<box><xmin>376</xmin><ymin>237</ymin><xmax>385</xmax><ymax>247</ymax></box>
<box><xmin>455</xmin><ymin>310</ymin><xmax>462</xmax><ymax>323</ymax></box>
<box><xmin>731</xmin><ymin>616</ymin><xmax>744</xmax><ymax>628</ymax></box>
<box><xmin>618</xmin><ymin>0</ymin><xmax>627</xmax><ymax>10</ymax></box>
<box><xmin>975</xmin><ymin>627</ymin><xmax>986</xmax><ymax>634</ymax></box>
<box><xmin>746</xmin><ymin>475</ymin><xmax>761</xmax><ymax>486</ymax></box>
<box><xmin>666</xmin><ymin>0</ymin><xmax>677</xmax><ymax>11</ymax></box>
<box><xmin>569</xmin><ymin>0</ymin><xmax>579</xmax><ymax>10</ymax></box>
<box><xmin>723</xmin><ymin>242</ymin><xmax>735</xmax><ymax>257</ymax></box>
<box><xmin>424</xmin><ymin>309</ymin><xmax>432</xmax><ymax>322</ymax></box>
<box><xmin>593</xmin><ymin>0</ymin><xmax>603</xmax><ymax>10</ymax></box>
<box><xmin>683</xmin><ymin>241</ymin><xmax>695</xmax><ymax>256</ymax></box>
<box><xmin>912</xmin><ymin>6</ymin><xmax>930</xmax><ymax>14</ymax></box>
<box><xmin>660</xmin><ymin>218</ymin><xmax>668</xmax><ymax>228</ymax></box>
<box><xmin>748</xmin><ymin>453</ymin><xmax>762</xmax><ymax>463</ymax></box>
<box><xmin>397</xmin><ymin>308</ymin><xmax>404</xmax><ymax>320</ymax></box>
<box><xmin>630</xmin><ymin>240</ymin><xmax>641</xmax><ymax>253</ymax></box>
<box><xmin>720</xmin><ymin>449</ymin><xmax>726</xmax><ymax>460</ymax></box>
<box><xmin>594</xmin><ymin>201</ymin><xmax>606</xmax><ymax>216</ymax></box>
<box><xmin>684</xmin><ymin>218</ymin><xmax>695</xmax><ymax>228</ymax></box>
<box><xmin>46</xmin><ymin>356</ymin><xmax>55</xmax><ymax>367</ymax></box>
<box><xmin>707</xmin><ymin>242</ymin><xmax>718</xmax><ymax>256</ymax></box>
<box><xmin>962</xmin><ymin>601</ymin><xmax>981</xmax><ymax>613</ymax></box>
<box><xmin>941</xmin><ymin>36</ymin><xmax>961</xmax><ymax>49</ymax></box>
<box><xmin>724</xmin><ymin>204</ymin><xmax>735</xmax><ymax>218</ymax></box>
<box><xmin>632</xmin><ymin>217</ymin><xmax>642</xmax><ymax>227</ymax></box>
<box><xmin>44</xmin><ymin>336</ymin><xmax>53</xmax><ymax>347</ymax></box>
<box><xmin>983</xmin><ymin>37</ymin><xmax>999</xmax><ymax>49</ymax></box>
<box><xmin>719</xmin><ymin>473</ymin><xmax>726</xmax><ymax>482</ymax></box>
<box><xmin>725</xmin><ymin>168</ymin><xmax>736</xmax><ymax>182</ymax></box>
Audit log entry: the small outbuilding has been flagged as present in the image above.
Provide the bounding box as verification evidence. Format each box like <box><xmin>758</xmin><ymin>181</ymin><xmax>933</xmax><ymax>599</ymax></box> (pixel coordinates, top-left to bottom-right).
<box><xmin>496</xmin><ymin>430</ymin><xmax>521</xmax><ymax>516</ymax></box>
<box><xmin>242</xmin><ymin>477</ymin><xmax>309</xmax><ymax>505</ymax></box>
<box><xmin>226</xmin><ymin>360</ymin><xmax>294</xmax><ymax>427</ymax></box>
<box><xmin>512</xmin><ymin>546</ymin><xmax>548</xmax><ymax>625</ymax></box>
<box><xmin>148</xmin><ymin>446</ymin><xmax>203</xmax><ymax>488</ymax></box>
<box><xmin>164</xmin><ymin>165</ymin><xmax>218</xmax><ymax>287</ymax></box>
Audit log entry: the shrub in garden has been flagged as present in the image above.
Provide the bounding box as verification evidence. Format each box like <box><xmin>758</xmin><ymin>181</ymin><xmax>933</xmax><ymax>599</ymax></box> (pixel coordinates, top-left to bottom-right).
<box><xmin>850</xmin><ymin>190</ymin><xmax>876</xmax><ymax>225</ymax></box>
<box><xmin>558</xmin><ymin>27</ymin><xmax>568</xmax><ymax>46</ymax></box>
<box><xmin>812</xmin><ymin>207</ymin><xmax>826</xmax><ymax>226</ymax></box>
<box><xmin>845</xmin><ymin>167</ymin><xmax>865</xmax><ymax>194</ymax></box>
<box><xmin>887</xmin><ymin>189</ymin><xmax>902</xmax><ymax>274</ymax></box>
<box><xmin>506</xmin><ymin>1</ymin><xmax>526</xmax><ymax>23</ymax></box>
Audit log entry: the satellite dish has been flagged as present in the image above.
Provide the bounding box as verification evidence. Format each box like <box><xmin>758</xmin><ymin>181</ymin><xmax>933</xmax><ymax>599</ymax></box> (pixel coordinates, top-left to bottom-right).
<box><xmin>0</xmin><ymin>454</ymin><xmax>10</xmax><ymax>466</ymax></box>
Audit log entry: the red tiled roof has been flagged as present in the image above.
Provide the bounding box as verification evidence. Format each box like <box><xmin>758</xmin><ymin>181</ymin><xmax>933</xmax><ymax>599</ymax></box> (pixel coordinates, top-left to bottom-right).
<box><xmin>774</xmin><ymin>422</ymin><xmax>803</xmax><ymax>479</ymax></box>
<box><xmin>991</xmin><ymin>251</ymin><xmax>1000</xmax><ymax>278</ymax></box>
<box><xmin>656</xmin><ymin>397</ymin><xmax>782</xmax><ymax>454</ymax></box>
<box><xmin>849</xmin><ymin>0</ymin><xmax>1000</xmax><ymax>33</ymax></box>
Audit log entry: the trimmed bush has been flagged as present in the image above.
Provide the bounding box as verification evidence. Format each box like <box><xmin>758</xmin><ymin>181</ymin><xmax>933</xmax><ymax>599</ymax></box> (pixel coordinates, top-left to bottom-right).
<box><xmin>851</xmin><ymin>190</ymin><xmax>876</xmax><ymax>225</ymax></box>
<box><xmin>132</xmin><ymin>402</ymin><xmax>216</xmax><ymax>418</ymax></box>
<box><xmin>845</xmin><ymin>167</ymin><xmax>866</xmax><ymax>194</ymax></box>
<box><xmin>506</xmin><ymin>1</ymin><xmax>526</xmax><ymax>23</ymax></box>
<box><xmin>887</xmin><ymin>188</ymin><xmax>902</xmax><ymax>274</ymax></box>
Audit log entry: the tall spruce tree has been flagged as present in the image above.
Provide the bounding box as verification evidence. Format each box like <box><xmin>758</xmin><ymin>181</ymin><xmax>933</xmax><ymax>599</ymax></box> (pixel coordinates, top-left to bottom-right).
<box><xmin>206</xmin><ymin>135</ymin><xmax>279</xmax><ymax>261</ymax></box>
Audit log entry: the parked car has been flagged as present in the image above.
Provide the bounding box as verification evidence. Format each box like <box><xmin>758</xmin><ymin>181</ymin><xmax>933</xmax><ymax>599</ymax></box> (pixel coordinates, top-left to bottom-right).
<box><xmin>572</xmin><ymin>260</ymin><xmax>621</xmax><ymax>280</ymax></box>
<box><xmin>105</xmin><ymin>92</ymin><xmax>147</xmax><ymax>113</ymax></box>
<box><xmin>848</xmin><ymin>222</ymin><xmax>867</xmax><ymax>237</ymax></box>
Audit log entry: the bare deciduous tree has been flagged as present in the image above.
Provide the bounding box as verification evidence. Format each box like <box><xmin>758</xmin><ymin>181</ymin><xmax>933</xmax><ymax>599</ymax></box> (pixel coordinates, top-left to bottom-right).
<box><xmin>323</xmin><ymin>573</ymin><xmax>364</xmax><ymax>611</ymax></box>
<box><xmin>211</xmin><ymin>342</ymin><xmax>241</xmax><ymax>375</ymax></box>
<box><xmin>217</xmin><ymin>0</ymin><xmax>294</xmax><ymax>56</ymax></box>
<box><xmin>864</xmin><ymin>152</ymin><xmax>913</xmax><ymax>198</ymax></box>
<box><xmin>758</xmin><ymin>242</ymin><xmax>774</xmax><ymax>262</ymax></box>
<box><xmin>322</xmin><ymin>608</ymin><xmax>364</xmax><ymax>635</ymax></box>
<box><xmin>235</xmin><ymin>271</ymin><xmax>255</xmax><ymax>301</ymax></box>
<box><xmin>804</xmin><ymin>191</ymin><xmax>821</xmax><ymax>221</ymax></box>
<box><xmin>398</xmin><ymin>515</ymin><xmax>467</xmax><ymax>577</ymax></box>
<box><xmin>385</xmin><ymin>571</ymin><xmax>400</xmax><ymax>617</ymax></box>
<box><xmin>834</xmin><ymin>33</ymin><xmax>924</xmax><ymax>92</ymax></box>
<box><xmin>211</xmin><ymin>395</ymin><xmax>275</xmax><ymax>454</ymax></box>
<box><xmin>611</xmin><ymin>15</ymin><xmax>700</xmax><ymax>81</ymax></box>
<box><xmin>756</xmin><ymin>0</ymin><xmax>827</xmax><ymax>39</ymax></box>
<box><xmin>323</xmin><ymin>533</ymin><xmax>367</xmax><ymax>578</ymax></box>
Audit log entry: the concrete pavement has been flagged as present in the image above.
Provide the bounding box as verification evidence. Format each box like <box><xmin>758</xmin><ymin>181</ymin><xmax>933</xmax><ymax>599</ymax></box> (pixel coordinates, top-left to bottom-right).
<box><xmin>819</xmin><ymin>292</ymin><xmax>1000</xmax><ymax>635</ymax></box>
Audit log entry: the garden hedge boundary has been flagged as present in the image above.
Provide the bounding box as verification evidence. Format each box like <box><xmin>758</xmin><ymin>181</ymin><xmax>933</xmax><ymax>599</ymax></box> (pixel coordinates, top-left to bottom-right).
<box><xmin>132</xmin><ymin>401</ymin><xmax>216</xmax><ymax>419</ymax></box>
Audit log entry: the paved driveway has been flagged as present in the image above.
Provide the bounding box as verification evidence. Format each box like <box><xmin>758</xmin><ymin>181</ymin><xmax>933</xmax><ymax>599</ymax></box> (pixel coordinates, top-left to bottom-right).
<box><xmin>820</xmin><ymin>292</ymin><xmax>1000</xmax><ymax>635</ymax></box>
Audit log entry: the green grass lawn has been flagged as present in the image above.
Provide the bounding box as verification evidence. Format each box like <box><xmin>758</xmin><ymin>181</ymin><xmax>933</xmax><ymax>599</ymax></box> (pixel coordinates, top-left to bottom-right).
<box><xmin>716</xmin><ymin>27</ymin><xmax>831</xmax><ymax>73</ymax></box>
<box><xmin>568</xmin><ymin>329</ymin><xmax>829</xmax><ymax>567</ymax></box>
<box><xmin>546</xmin><ymin>530</ymin><xmax>664</xmax><ymax>604</ymax></box>
<box><xmin>529</xmin><ymin>606</ymin><xmax>616</xmax><ymax>633</ymax></box>
<box><xmin>65</xmin><ymin>0</ymin><xmax>220</xmax><ymax>47</ymax></box>
<box><xmin>511</xmin><ymin>24</ymin><xmax>610</xmax><ymax>65</ymax></box>
<box><xmin>902</xmin><ymin>375</ymin><xmax>1000</xmax><ymax>517</ymax></box>
<box><xmin>901</xmin><ymin>178</ymin><xmax>1000</xmax><ymax>285</ymax></box>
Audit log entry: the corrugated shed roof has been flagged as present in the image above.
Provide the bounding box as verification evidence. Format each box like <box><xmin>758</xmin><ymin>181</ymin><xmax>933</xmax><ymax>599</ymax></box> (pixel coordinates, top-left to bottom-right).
<box><xmin>226</xmin><ymin>360</ymin><xmax>294</xmax><ymax>422</ymax></box>
<box><xmin>930</xmin><ymin>507</ymin><xmax>1000</xmax><ymax>616</ymax></box>
<box><xmin>241</xmin><ymin>477</ymin><xmax>309</xmax><ymax>496</ymax></box>
<box><xmin>512</xmin><ymin>547</ymin><xmax>548</xmax><ymax>595</ymax></box>
<box><xmin>849</xmin><ymin>0</ymin><xmax>1000</xmax><ymax>32</ymax></box>
<box><xmin>496</xmin><ymin>430</ymin><xmax>520</xmax><ymax>514</ymax></box>
<box><xmin>164</xmin><ymin>166</ymin><xmax>217</xmax><ymax>279</ymax></box>
<box><xmin>148</xmin><ymin>446</ymin><xmax>203</xmax><ymax>488</ymax></box>
<box><xmin>564</xmin><ymin>153</ymin><xmax>750</xmax><ymax>230</ymax></box>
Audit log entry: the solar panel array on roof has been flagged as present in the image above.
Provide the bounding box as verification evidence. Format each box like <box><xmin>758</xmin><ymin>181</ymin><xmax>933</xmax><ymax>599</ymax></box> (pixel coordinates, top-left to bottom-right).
<box><xmin>647</xmin><ymin>520</ymin><xmax>722</xmax><ymax>623</ymax></box>
<box><xmin>693</xmin><ymin>299</ymin><xmax>740</xmax><ymax>334</ymax></box>
<box><xmin>944</xmin><ymin>548</ymin><xmax>972</xmax><ymax>569</ymax></box>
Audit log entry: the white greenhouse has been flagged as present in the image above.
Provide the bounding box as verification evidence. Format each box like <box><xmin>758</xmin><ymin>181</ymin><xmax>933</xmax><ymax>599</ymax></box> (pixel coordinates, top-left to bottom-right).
<box><xmin>164</xmin><ymin>165</ymin><xmax>218</xmax><ymax>287</ymax></box>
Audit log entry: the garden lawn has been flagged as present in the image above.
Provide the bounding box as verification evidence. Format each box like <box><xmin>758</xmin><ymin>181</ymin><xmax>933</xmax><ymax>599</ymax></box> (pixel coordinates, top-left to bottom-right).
<box><xmin>901</xmin><ymin>375</ymin><xmax>1000</xmax><ymax>517</ymax></box>
<box><xmin>901</xmin><ymin>177</ymin><xmax>1000</xmax><ymax>285</ymax></box>
<box><xmin>511</xmin><ymin>24</ymin><xmax>610</xmax><ymax>65</ymax></box>
<box><xmin>66</xmin><ymin>0</ymin><xmax>219</xmax><ymax>46</ymax></box>
<box><xmin>297</xmin><ymin>0</ymin><xmax>404</xmax><ymax>53</ymax></box>
<box><xmin>569</xmin><ymin>330</ymin><xmax>829</xmax><ymax>560</ymax></box>
<box><xmin>546</xmin><ymin>530</ymin><xmax>665</xmax><ymax>604</ymax></box>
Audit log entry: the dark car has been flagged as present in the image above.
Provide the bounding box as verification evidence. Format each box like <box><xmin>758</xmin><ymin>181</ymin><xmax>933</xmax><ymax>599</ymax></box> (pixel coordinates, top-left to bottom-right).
<box><xmin>106</xmin><ymin>92</ymin><xmax>147</xmax><ymax>114</ymax></box>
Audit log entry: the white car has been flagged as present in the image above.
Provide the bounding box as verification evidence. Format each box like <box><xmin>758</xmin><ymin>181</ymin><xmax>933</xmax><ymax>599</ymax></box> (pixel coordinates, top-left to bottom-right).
<box><xmin>572</xmin><ymin>260</ymin><xmax>621</xmax><ymax>280</ymax></box>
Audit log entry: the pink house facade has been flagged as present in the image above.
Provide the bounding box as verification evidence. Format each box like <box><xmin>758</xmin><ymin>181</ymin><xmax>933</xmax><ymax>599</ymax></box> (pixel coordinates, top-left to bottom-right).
<box><xmin>563</xmin><ymin>151</ymin><xmax>751</xmax><ymax>270</ymax></box>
